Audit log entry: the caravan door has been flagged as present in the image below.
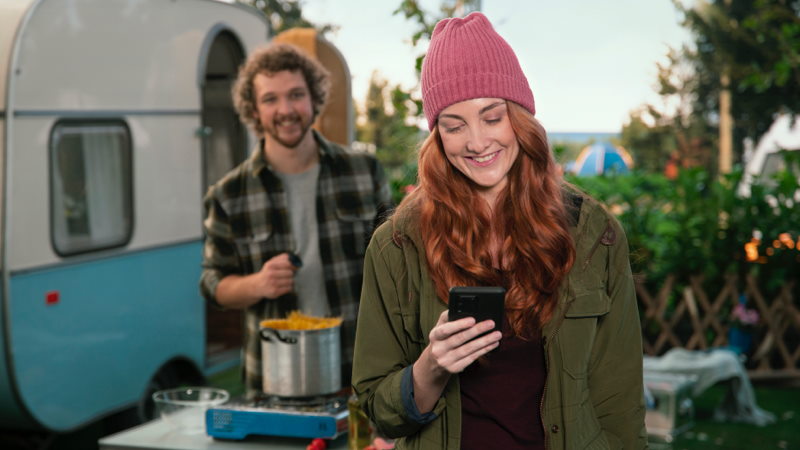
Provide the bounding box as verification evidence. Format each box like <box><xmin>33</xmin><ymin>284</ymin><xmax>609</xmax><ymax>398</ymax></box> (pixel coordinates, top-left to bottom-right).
<box><xmin>198</xmin><ymin>27</ymin><xmax>250</xmax><ymax>369</ymax></box>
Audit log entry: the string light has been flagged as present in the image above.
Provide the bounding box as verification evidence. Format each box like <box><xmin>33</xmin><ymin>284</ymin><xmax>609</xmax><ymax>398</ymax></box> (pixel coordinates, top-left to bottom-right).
<box><xmin>745</xmin><ymin>232</ymin><xmax>797</xmax><ymax>263</ymax></box>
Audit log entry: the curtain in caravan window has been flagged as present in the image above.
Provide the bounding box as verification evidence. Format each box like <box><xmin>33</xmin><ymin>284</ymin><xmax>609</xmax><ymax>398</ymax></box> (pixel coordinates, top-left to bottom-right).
<box><xmin>51</xmin><ymin>122</ymin><xmax>132</xmax><ymax>255</ymax></box>
<box><xmin>83</xmin><ymin>129</ymin><xmax>125</xmax><ymax>246</ymax></box>
<box><xmin>51</xmin><ymin>146</ymin><xmax>71</xmax><ymax>251</ymax></box>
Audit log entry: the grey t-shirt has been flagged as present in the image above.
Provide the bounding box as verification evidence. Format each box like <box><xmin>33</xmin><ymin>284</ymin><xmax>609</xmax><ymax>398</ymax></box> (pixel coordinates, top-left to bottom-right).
<box><xmin>275</xmin><ymin>164</ymin><xmax>330</xmax><ymax>317</ymax></box>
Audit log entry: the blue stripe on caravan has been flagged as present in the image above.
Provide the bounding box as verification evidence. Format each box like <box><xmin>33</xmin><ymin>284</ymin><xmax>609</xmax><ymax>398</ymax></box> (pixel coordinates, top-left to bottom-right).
<box><xmin>5</xmin><ymin>241</ymin><xmax>206</xmax><ymax>431</ymax></box>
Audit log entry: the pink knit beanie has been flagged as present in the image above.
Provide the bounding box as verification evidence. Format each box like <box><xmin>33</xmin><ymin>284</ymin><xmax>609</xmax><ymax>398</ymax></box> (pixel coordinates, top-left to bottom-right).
<box><xmin>421</xmin><ymin>12</ymin><xmax>535</xmax><ymax>130</ymax></box>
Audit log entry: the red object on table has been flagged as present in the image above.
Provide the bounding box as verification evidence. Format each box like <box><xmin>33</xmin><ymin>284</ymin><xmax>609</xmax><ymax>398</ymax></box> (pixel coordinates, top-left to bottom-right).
<box><xmin>306</xmin><ymin>438</ymin><xmax>327</xmax><ymax>450</ymax></box>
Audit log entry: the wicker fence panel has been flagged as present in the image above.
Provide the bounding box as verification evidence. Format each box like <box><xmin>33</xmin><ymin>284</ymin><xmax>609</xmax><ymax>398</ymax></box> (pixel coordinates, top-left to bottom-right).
<box><xmin>636</xmin><ymin>274</ymin><xmax>800</xmax><ymax>380</ymax></box>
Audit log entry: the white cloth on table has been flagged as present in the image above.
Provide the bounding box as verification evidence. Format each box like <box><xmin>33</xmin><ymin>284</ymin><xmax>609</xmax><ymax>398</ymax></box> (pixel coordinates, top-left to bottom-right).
<box><xmin>643</xmin><ymin>348</ymin><xmax>776</xmax><ymax>426</ymax></box>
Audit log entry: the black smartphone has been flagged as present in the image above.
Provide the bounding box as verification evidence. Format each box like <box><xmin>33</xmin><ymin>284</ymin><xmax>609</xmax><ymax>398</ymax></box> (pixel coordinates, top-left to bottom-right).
<box><xmin>448</xmin><ymin>286</ymin><xmax>505</xmax><ymax>333</ymax></box>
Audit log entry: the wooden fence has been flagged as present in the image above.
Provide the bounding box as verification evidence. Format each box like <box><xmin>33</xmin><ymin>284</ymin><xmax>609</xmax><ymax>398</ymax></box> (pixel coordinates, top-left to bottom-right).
<box><xmin>636</xmin><ymin>274</ymin><xmax>800</xmax><ymax>380</ymax></box>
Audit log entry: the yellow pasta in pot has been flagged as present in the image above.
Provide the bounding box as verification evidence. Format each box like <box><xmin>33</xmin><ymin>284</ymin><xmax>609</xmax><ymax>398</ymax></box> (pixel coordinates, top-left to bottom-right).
<box><xmin>260</xmin><ymin>311</ymin><xmax>343</xmax><ymax>330</ymax></box>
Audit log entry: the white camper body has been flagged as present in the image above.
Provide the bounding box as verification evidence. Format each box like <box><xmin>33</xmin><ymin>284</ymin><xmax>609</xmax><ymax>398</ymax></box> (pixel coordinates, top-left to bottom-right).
<box><xmin>0</xmin><ymin>0</ymin><xmax>267</xmax><ymax>431</ymax></box>
<box><xmin>740</xmin><ymin>114</ymin><xmax>800</xmax><ymax>197</ymax></box>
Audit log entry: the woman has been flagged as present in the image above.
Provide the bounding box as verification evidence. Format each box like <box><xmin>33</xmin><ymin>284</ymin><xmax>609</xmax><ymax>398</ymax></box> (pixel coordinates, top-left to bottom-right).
<box><xmin>352</xmin><ymin>12</ymin><xmax>647</xmax><ymax>450</ymax></box>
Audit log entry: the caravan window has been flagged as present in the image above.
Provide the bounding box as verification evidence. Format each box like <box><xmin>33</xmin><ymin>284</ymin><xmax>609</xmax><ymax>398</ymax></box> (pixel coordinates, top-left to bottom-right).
<box><xmin>50</xmin><ymin>121</ymin><xmax>133</xmax><ymax>255</ymax></box>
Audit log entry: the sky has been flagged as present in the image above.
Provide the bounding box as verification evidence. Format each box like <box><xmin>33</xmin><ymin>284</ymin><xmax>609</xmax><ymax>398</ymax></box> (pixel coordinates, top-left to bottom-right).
<box><xmin>301</xmin><ymin>0</ymin><xmax>692</xmax><ymax>133</ymax></box>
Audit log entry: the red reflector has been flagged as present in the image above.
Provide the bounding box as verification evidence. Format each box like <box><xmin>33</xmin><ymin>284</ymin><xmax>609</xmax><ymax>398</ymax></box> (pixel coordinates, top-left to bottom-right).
<box><xmin>45</xmin><ymin>291</ymin><xmax>60</xmax><ymax>305</ymax></box>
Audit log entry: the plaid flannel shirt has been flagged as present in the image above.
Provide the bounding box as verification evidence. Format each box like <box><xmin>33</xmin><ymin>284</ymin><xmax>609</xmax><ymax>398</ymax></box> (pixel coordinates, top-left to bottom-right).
<box><xmin>201</xmin><ymin>130</ymin><xmax>392</xmax><ymax>392</ymax></box>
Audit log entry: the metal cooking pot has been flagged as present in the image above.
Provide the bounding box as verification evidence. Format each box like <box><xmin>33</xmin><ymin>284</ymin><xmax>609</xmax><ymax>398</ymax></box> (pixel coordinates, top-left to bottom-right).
<box><xmin>259</xmin><ymin>324</ymin><xmax>341</xmax><ymax>397</ymax></box>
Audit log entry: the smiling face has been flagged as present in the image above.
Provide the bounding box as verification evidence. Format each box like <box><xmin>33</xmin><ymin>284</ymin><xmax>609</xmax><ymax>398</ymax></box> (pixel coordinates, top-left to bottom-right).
<box><xmin>252</xmin><ymin>70</ymin><xmax>315</xmax><ymax>148</ymax></box>
<box><xmin>437</xmin><ymin>98</ymin><xmax>520</xmax><ymax>205</ymax></box>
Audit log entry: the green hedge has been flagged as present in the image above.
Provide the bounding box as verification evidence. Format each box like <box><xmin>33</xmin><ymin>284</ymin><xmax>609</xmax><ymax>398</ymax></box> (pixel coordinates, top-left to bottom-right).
<box><xmin>566</xmin><ymin>158</ymin><xmax>800</xmax><ymax>294</ymax></box>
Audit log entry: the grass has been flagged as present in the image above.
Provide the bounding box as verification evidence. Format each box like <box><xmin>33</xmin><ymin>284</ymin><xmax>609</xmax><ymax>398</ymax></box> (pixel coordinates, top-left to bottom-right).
<box><xmin>657</xmin><ymin>382</ymin><xmax>800</xmax><ymax>449</ymax></box>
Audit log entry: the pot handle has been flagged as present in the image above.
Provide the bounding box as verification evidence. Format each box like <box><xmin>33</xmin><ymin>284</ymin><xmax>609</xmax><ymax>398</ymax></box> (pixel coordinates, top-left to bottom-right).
<box><xmin>260</xmin><ymin>328</ymin><xmax>298</xmax><ymax>344</ymax></box>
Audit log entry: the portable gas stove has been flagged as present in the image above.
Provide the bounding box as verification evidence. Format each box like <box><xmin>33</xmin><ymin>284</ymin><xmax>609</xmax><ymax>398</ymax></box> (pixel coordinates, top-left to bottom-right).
<box><xmin>206</xmin><ymin>394</ymin><xmax>349</xmax><ymax>440</ymax></box>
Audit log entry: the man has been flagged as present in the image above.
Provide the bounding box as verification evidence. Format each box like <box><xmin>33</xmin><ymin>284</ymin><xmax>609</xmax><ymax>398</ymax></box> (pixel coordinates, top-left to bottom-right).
<box><xmin>200</xmin><ymin>43</ymin><xmax>392</xmax><ymax>394</ymax></box>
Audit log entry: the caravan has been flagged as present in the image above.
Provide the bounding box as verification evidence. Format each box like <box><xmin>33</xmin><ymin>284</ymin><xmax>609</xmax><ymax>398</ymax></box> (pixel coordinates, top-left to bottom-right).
<box><xmin>740</xmin><ymin>114</ymin><xmax>800</xmax><ymax>197</ymax></box>
<box><xmin>0</xmin><ymin>0</ymin><xmax>269</xmax><ymax>432</ymax></box>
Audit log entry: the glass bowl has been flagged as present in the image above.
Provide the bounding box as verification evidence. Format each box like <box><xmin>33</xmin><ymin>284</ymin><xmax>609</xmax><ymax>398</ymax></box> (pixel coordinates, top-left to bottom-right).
<box><xmin>152</xmin><ymin>387</ymin><xmax>229</xmax><ymax>434</ymax></box>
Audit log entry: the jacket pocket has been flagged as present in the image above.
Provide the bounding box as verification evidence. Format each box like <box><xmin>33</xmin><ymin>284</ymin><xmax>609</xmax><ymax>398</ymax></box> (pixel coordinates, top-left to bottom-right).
<box><xmin>233</xmin><ymin>230</ymin><xmax>272</xmax><ymax>273</ymax></box>
<box><xmin>563</xmin><ymin>399</ymin><xmax>608</xmax><ymax>449</ymax></box>
<box><xmin>559</xmin><ymin>288</ymin><xmax>610</xmax><ymax>380</ymax></box>
<box><xmin>336</xmin><ymin>206</ymin><xmax>377</xmax><ymax>256</ymax></box>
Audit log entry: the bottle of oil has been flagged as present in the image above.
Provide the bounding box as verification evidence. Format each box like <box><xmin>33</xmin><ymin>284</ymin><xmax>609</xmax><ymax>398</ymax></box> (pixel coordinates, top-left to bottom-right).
<box><xmin>347</xmin><ymin>394</ymin><xmax>373</xmax><ymax>450</ymax></box>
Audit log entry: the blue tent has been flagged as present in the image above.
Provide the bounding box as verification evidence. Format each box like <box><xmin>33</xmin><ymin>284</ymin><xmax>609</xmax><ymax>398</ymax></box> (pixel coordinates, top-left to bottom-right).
<box><xmin>571</xmin><ymin>142</ymin><xmax>633</xmax><ymax>176</ymax></box>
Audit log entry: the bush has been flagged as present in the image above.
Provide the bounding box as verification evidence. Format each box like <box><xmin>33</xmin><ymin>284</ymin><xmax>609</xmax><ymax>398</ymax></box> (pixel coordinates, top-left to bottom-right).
<box><xmin>388</xmin><ymin>161</ymin><xmax>418</xmax><ymax>205</ymax></box>
<box><xmin>566</xmin><ymin>156</ymin><xmax>800</xmax><ymax>294</ymax></box>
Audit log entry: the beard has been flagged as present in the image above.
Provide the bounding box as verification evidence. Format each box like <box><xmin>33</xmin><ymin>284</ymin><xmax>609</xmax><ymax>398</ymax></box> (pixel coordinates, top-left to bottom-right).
<box><xmin>264</xmin><ymin>111</ymin><xmax>314</xmax><ymax>148</ymax></box>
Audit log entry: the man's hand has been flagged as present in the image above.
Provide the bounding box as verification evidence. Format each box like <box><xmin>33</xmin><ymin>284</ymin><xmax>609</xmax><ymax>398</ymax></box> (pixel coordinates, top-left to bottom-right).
<box><xmin>253</xmin><ymin>253</ymin><xmax>299</xmax><ymax>299</ymax></box>
<box><xmin>214</xmin><ymin>252</ymin><xmax>300</xmax><ymax>308</ymax></box>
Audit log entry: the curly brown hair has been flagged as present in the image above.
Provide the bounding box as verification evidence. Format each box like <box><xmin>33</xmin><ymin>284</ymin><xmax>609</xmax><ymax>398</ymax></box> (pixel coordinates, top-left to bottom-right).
<box><xmin>232</xmin><ymin>43</ymin><xmax>330</xmax><ymax>136</ymax></box>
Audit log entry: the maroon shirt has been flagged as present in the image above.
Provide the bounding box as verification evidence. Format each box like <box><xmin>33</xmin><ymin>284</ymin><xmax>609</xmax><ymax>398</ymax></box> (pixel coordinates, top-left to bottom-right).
<box><xmin>459</xmin><ymin>315</ymin><xmax>546</xmax><ymax>450</ymax></box>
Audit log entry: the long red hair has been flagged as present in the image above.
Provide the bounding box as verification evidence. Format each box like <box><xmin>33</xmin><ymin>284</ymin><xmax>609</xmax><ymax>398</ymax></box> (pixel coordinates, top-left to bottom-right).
<box><xmin>398</xmin><ymin>101</ymin><xmax>575</xmax><ymax>337</ymax></box>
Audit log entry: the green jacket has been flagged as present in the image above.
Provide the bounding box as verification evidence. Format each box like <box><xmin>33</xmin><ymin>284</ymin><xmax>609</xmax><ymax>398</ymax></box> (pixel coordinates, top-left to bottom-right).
<box><xmin>352</xmin><ymin>191</ymin><xmax>648</xmax><ymax>449</ymax></box>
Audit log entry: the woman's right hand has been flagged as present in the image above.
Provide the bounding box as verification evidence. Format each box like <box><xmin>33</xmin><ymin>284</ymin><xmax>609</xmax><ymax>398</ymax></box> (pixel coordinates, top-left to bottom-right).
<box><xmin>426</xmin><ymin>309</ymin><xmax>502</xmax><ymax>375</ymax></box>
<box><xmin>411</xmin><ymin>310</ymin><xmax>501</xmax><ymax>413</ymax></box>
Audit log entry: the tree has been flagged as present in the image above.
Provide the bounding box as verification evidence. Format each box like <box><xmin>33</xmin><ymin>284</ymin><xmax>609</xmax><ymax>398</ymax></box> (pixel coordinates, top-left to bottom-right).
<box><xmin>622</xmin><ymin>0</ymin><xmax>800</xmax><ymax>174</ymax></box>
<box><xmin>238</xmin><ymin>0</ymin><xmax>336</xmax><ymax>36</ymax></box>
<box><xmin>621</xmin><ymin>109</ymin><xmax>677</xmax><ymax>174</ymax></box>
<box><xmin>673</xmin><ymin>0</ymin><xmax>800</xmax><ymax>165</ymax></box>
<box><xmin>621</xmin><ymin>48</ymin><xmax>716</xmax><ymax>174</ymax></box>
<box><xmin>356</xmin><ymin>72</ymin><xmax>421</xmax><ymax>179</ymax></box>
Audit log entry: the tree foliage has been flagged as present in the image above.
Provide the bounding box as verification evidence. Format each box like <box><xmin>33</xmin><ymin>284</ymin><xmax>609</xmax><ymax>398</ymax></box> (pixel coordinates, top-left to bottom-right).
<box><xmin>621</xmin><ymin>48</ymin><xmax>716</xmax><ymax>174</ymax></box>
<box><xmin>675</xmin><ymin>0</ymin><xmax>800</xmax><ymax>164</ymax></box>
<box><xmin>568</xmin><ymin>154</ymin><xmax>800</xmax><ymax>294</ymax></box>
<box><xmin>356</xmin><ymin>72</ymin><xmax>421</xmax><ymax>202</ymax></box>
<box><xmin>622</xmin><ymin>0</ymin><xmax>800</xmax><ymax>174</ymax></box>
<box><xmin>239</xmin><ymin>0</ymin><xmax>336</xmax><ymax>36</ymax></box>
